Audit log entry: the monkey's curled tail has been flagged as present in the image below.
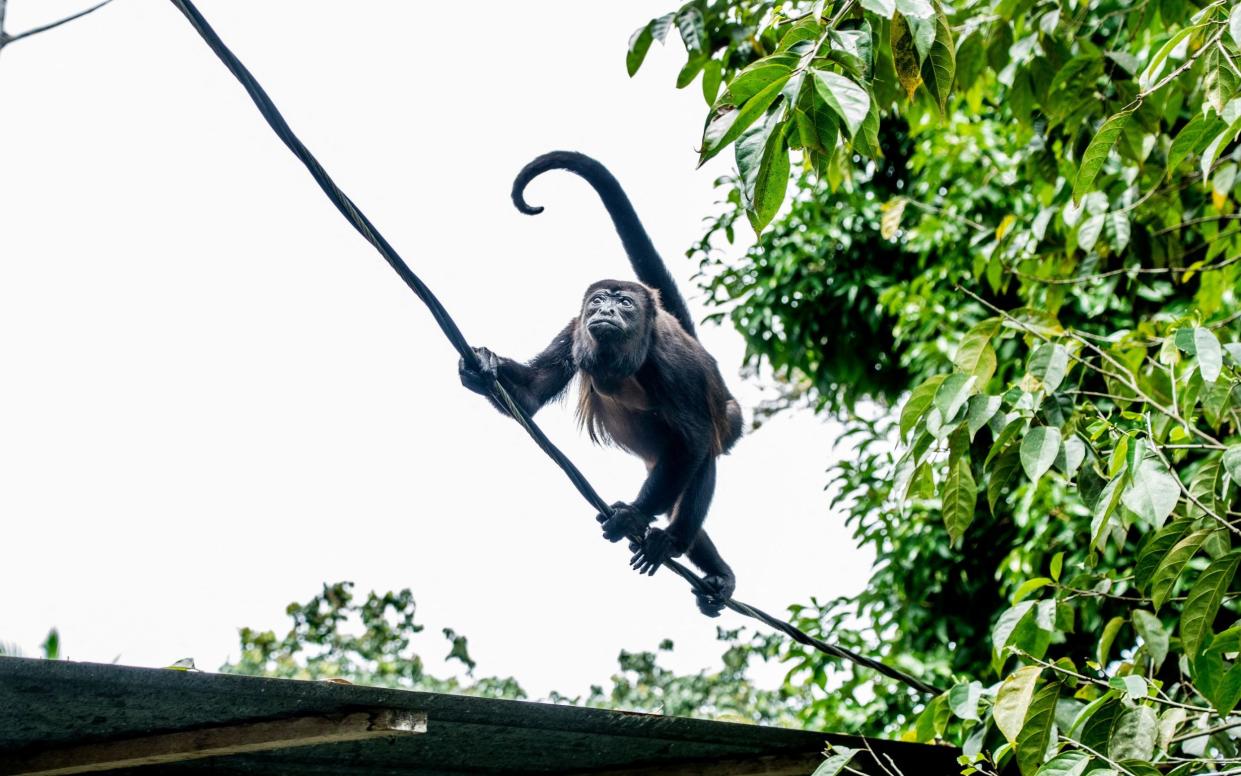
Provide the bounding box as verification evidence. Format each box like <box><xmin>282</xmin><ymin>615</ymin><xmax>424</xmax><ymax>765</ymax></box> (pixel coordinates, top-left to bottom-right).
<box><xmin>512</xmin><ymin>150</ymin><xmax>697</xmax><ymax>339</ymax></box>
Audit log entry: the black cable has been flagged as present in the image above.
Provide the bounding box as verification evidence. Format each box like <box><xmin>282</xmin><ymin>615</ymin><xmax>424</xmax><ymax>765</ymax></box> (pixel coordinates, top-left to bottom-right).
<box><xmin>165</xmin><ymin>0</ymin><xmax>942</xmax><ymax>698</ymax></box>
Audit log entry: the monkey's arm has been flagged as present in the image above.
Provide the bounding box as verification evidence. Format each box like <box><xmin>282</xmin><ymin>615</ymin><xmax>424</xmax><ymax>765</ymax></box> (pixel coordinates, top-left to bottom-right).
<box><xmin>459</xmin><ymin>322</ymin><xmax>576</xmax><ymax>417</ymax></box>
<box><xmin>632</xmin><ymin>444</ymin><xmax>707</xmax><ymax>523</ymax></box>
<box><xmin>598</xmin><ymin>430</ymin><xmax>710</xmax><ymax>546</ymax></box>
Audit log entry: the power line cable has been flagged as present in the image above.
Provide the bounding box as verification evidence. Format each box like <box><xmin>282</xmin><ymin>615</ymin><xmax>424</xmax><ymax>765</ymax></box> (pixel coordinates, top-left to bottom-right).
<box><xmin>165</xmin><ymin>0</ymin><xmax>943</xmax><ymax>698</ymax></box>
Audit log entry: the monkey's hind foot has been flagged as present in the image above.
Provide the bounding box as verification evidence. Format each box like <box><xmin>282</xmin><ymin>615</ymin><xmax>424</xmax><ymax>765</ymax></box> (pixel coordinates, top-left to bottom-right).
<box><xmin>695</xmin><ymin>574</ymin><xmax>735</xmax><ymax>618</ymax></box>
<box><xmin>596</xmin><ymin>502</ymin><xmax>651</xmax><ymax>543</ymax></box>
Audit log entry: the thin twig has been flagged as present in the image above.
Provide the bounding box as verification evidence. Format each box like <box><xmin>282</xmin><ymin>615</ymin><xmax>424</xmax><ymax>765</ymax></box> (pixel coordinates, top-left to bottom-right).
<box><xmin>1017</xmin><ymin>650</ymin><xmax>1215</xmax><ymax>714</ymax></box>
<box><xmin>958</xmin><ymin>286</ymin><xmax>1225</xmax><ymax>451</ymax></box>
<box><xmin>0</xmin><ymin>0</ymin><xmax>113</xmax><ymax>49</ymax></box>
<box><xmin>861</xmin><ymin>737</ymin><xmax>903</xmax><ymax>776</ymax></box>
<box><xmin>1061</xmin><ymin>735</ymin><xmax>1140</xmax><ymax>776</ymax></box>
<box><xmin>904</xmin><ymin>198</ymin><xmax>990</xmax><ymax>233</ymax></box>
<box><xmin>1008</xmin><ymin>250</ymin><xmax>1241</xmax><ymax>287</ymax></box>
<box><xmin>1150</xmin><ymin>213</ymin><xmax>1241</xmax><ymax>237</ymax></box>
<box><xmin>1170</xmin><ymin>718</ymin><xmax>1241</xmax><ymax>743</ymax></box>
<box><xmin>1137</xmin><ymin>24</ymin><xmax>1228</xmax><ymax>101</ymax></box>
<box><xmin>1145</xmin><ymin>415</ymin><xmax>1239</xmax><ymax>537</ymax></box>
<box><xmin>1067</xmin><ymin>331</ymin><xmax>1226</xmax><ymax>448</ymax></box>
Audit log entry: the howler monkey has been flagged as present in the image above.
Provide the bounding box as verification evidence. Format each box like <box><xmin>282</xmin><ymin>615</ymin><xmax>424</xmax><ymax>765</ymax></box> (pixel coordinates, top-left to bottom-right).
<box><xmin>458</xmin><ymin>151</ymin><xmax>743</xmax><ymax>617</ymax></box>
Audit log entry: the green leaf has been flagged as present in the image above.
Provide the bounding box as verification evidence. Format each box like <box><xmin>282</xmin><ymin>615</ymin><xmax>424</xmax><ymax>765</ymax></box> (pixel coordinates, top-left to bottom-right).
<box><xmin>1012</xmin><ymin>578</ymin><xmax>1053</xmax><ymax>605</ymax></box>
<box><xmin>1138</xmin><ymin>25</ymin><xmax>1201</xmax><ymax>91</ymax></box>
<box><xmin>1050</xmin><ymin>552</ymin><xmax>1063</xmax><ymax>582</ymax></box>
<box><xmin>1225</xmin><ymin>342</ymin><xmax>1241</xmax><ymax>366</ymax></box>
<box><xmin>949</xmin><ymin>680</ymin><xmax>983</xmax><ymax>721</ymax></box>
<box><xmin>860</xmin><ymin>0</ymin><xmax>896</xmax><ymax>15</ymax></box>
<box><xmin>650</xmin><ymin>12</ymin><xmax>675</xmax><ymax>43</ymax></box>
<box><xmin>942</xmin><ymin>454</ymin><xmax>977</xmax><ymax>543</ymax></box>
<box><xmin>727</xmin><ymin>57</ymin><xmax>798</xmax><ymax>104</ymax></box>
<box><xmin>777</xmin><ymin>17</ymin><xmax>822</xmax><ymax>53</ymax></box>
<box><xmin>1180</xmin><ymin>551</ymin><xmax>1241</xmax><ymax>658</ymax></box>
<box><xmin>900</xmin><ymin>374</ymin><xmax>947</xmax><ymax>440</ymax></box>
<box><xmin>1020</xmin><ymin>427</ymin><xmax>1062</xmax><ymax>484</ymax></box>
<box><xmin>1079</xmin><ymin>695</ymin><xmax>1122</xmax><ymax>754</ymax></box>
<box><xmin>1132</xmin><ymin>610</ymin><xmax>1170</xmax><ymax>671</ymax></box>
<box><xmin>1098</xmin><ymin>615</ymin><xmax>1125</xmax><ymax>666</ymax></box>
<box><xmin>919</xmin><ymin>2</ymin><xmax>955</xmax><ymax>113</ymax></box>
<box><xmin>746</xmin><ymin>121</ymin><xmax>791</xmax><ymax>233</ymax></box>
<box><xmin>1073</xmin><ymin>110</ymin><xmax>1133</xmax><ymax>203</ymax></box>
<box><xmin>988</xmin><ymin>445</ymin><xmax>1022</xmax><ymax>512</ymax></box>
<box><xmin>675</xmin><ymin>56</ymin><xmax>703</xmax><ymax>89</ymax></box>
<box><xmin>993</xmin><ymin>601</ymin><xmax>1053</xmax><ymax>673</ymax></box>
<box><xmin>1091</xmin><ymin>475</ymin><xmax>1124</xmax><ymax>550</ymax></box>
<box><xmin>1194</xmin><ymin>327</ymin><xmax>1223</xmax><ymax>383</ymax></box>
<box><xmin>933</xmin><ymin>373</ymin><xmax>975</xmax><ymax>422</ymax></box>
<box><xmin>699</xmin><ymin>76</ymin><xmax>790</xmax><ymax>165</ymax></box>
<box><xmin>1135</xmin><ymin>518</ymin><xmax>1193</xmax><ymax>591</ymax></box>
<box><xmin>1055</xmin><ymin>435</ymin><xmax>1086</xmax><ymax>478</ymax></box>
<box><xmin>1077</xmin><ymin>213</ymin><xmax>1105</xmax><ymax>253</ymax></box>
<box><xmin>891</xmin><ymin>13</ymin><xmax>923</xmax><ymax>99</ymax></box>
<box><xmin>896</xmin><ymin>0</ymin><xmax>934</xmax><ymax>18</ymax></box>
<box><xmin>1150</xmin><ymin>529</ymin><xmax>1210</xmax><ymax>611</ymax></box>
<box><xmin>994</xmin><ymin>665</ymin><xmax>1042</xmax><ymax>746</ymax></box>
<box><xmin>701</xmin><ymin>59</ymin><xmax>723</xmax><ymax>105</ymax></box>
<box><xmin>812</xmin><ymin>746</ymin><xmax>859</xmax><ymax>776</ymax></box>
<box><xmin>993</xmin><ymin>601</ymin><xmax>1035</xmax><ymax>663</ymax></box>
<box><xmin>1034</xmin><ymin>751</ymin><xmax>1091</xmax><ymax>776</ymax></box>
<box><xmin>1168</xmin><ymin>113</ymin><xmax>1226</xmax><ymax>176</ymax></box>
<box><xmin>1204</xmin><ymin>46</ymin><xmax>1239</xmax><ymax>114</ymax></box>
<box><xmin>1200</xmin><ymin>112</ymin><xmax>1241</xmax><ymax>181</ymax></box>
<box><xmin>1107</xmin><ymin>674</ymin><xmax>1148</xmax><ymax>702</ymax></box>
<box><xmin>913</xmin><ymin>693</ymin><xmax>950</xmax><ymax>742</ymax></box>
<box><xmin>1016</xmin><ymin>682</ymin><xmax>1060</xmax><ymax>776</ymax></box>
<box><xmin>811</xmin><ymin>70</ymin><xmax>871</xmax><ymax>138</ymax></box>
<box><xmin>1188</xmin><ymin>456</ymin><xmax>1227</xmax><ymax>521</ymax></box>
<box><xmin>1120</xmin><ymin>457</ymin><xmax>1179</xmax><ymax>529</ymax></box>
<box><xmin>956</xmin><ymin>331</ymin><xmax>998</xmax><ymax>387</ymax></box>
<box><xmin>675</xmin><ymin>6</ymin><xmax>706</xmax><ymax>53</ymax></box>
<box><xmin>627</xmin><ymin>22</ymin><xmax>655</xmax><ymax>77</ymax></box>
<box><xmin>1232</xmin><ymin>3</ymin><xmax>1241</xmax><ymax>49</ymax></box>
<box><xmin>987</xmin><ymin>417</ymin><xmax>1028</xmax><ymax>466</ymax></box>
<box><xmin>1028</xmin><ymin>343</ymin><xmax>1070</xmax><ymax>393</ymax></box>
<box><xmin>1194</xmin><ymin>626</ymin><xmax>1241</xmax><ymax>715</ymax></box>
<box><xmin>1109</xmin><ymin>705</ymin><xmax>1156</xmax><ymax>762</ymax></box>
<box><xmin>1225</xmin><ymin>445</ymin><xmax>1241</xmax><ymax>483</ymax></box>
<box><xmin>40</xmin><ymin>628</ymin><xmax>60</xmax><ymax>660</ymax></box>
<box><xmin>736</xmin><ymin>113</ymin><xmax>777</xmax><ymax>205</ymax></box>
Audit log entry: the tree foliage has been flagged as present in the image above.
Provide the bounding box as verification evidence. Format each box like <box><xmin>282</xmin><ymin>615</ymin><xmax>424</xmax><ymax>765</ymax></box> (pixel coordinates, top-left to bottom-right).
<box><xmin>630</xmin><ymin>0</ymin><xmax>1241</xmax><ymax>772</ymax></box>
<box><xmin>220</xmin><ymin>582</ymin><xmax>797</xmax><ymax>724</ymax></box>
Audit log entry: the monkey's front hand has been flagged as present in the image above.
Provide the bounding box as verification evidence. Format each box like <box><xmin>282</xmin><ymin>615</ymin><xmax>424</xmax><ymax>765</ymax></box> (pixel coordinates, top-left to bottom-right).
<box><xmin>596</xmin><ymin>501</ymin><xmax>651</xmax><ymax>543</ymax></box>
<box><xmin>695</xmin><ymin>574</ymin><xmax>736</xmax><ymax>618</ymax></box>
<box><xmin>627</xmin><ymin>527</ymin><xmax>682</xmax><ymax>576</ymax></box>
<box><xmin>458</xmin><ymin>346</ymin><xmax>500</xmax><ymax>396</ymax></box>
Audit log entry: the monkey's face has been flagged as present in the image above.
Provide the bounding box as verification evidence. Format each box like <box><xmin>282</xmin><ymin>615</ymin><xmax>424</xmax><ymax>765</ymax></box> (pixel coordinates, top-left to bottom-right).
<box><xmin>580</xmin><ymin>282</ymin><xmax>650</xmax><ymax>345</ymax></box>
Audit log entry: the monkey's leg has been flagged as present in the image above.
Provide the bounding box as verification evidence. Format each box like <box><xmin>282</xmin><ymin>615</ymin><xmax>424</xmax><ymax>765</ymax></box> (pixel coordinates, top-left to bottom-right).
<box><xmin>629</xmin><ymin>456</ymin><xmax>714</xmax><ymax>577</ymax></box>
<box><xmin>685</xmin><ymin>530</ymin><xmax>736</xmax><ymax>618</ymax></box>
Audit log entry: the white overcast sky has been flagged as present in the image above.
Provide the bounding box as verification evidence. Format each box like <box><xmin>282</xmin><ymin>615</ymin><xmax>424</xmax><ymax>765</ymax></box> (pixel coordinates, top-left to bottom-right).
<box><xmin>0</xmin><ymin>0</ymin><xmax>872</xmax><ymax>698</ymax></box>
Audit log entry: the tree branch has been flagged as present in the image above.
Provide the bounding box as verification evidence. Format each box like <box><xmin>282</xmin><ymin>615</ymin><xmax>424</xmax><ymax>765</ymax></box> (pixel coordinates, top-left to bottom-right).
<box><xmin>0</xmin><ymin>0</ymin><xmax>113</xmax><ymax>50</ymax></box>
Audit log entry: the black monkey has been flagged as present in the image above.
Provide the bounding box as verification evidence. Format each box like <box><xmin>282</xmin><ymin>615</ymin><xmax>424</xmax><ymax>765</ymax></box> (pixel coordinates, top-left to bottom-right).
<box><xmin>459</xmin><ymin>151</ymin><xmax>743</xmax><ymax>616</ymax></box>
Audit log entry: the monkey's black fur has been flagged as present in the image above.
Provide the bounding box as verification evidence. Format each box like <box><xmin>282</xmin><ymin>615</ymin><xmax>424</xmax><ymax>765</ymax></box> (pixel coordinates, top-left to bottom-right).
<box><xmin>461</xmin><ymin>152</ymin><xmax>742</xmax><ymax>616</ymax></box>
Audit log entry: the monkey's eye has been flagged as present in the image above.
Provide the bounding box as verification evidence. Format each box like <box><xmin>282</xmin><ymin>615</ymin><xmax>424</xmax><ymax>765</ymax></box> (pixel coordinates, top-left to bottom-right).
<box><xmin>619</xmin><ymin>298</ymin><xmax>634</xmax><ymax>308</ymax></box>
<box><xmin>591</xmin><ymin>295</ymin><xmax>605</xmax><ymax>305</ymax></box>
